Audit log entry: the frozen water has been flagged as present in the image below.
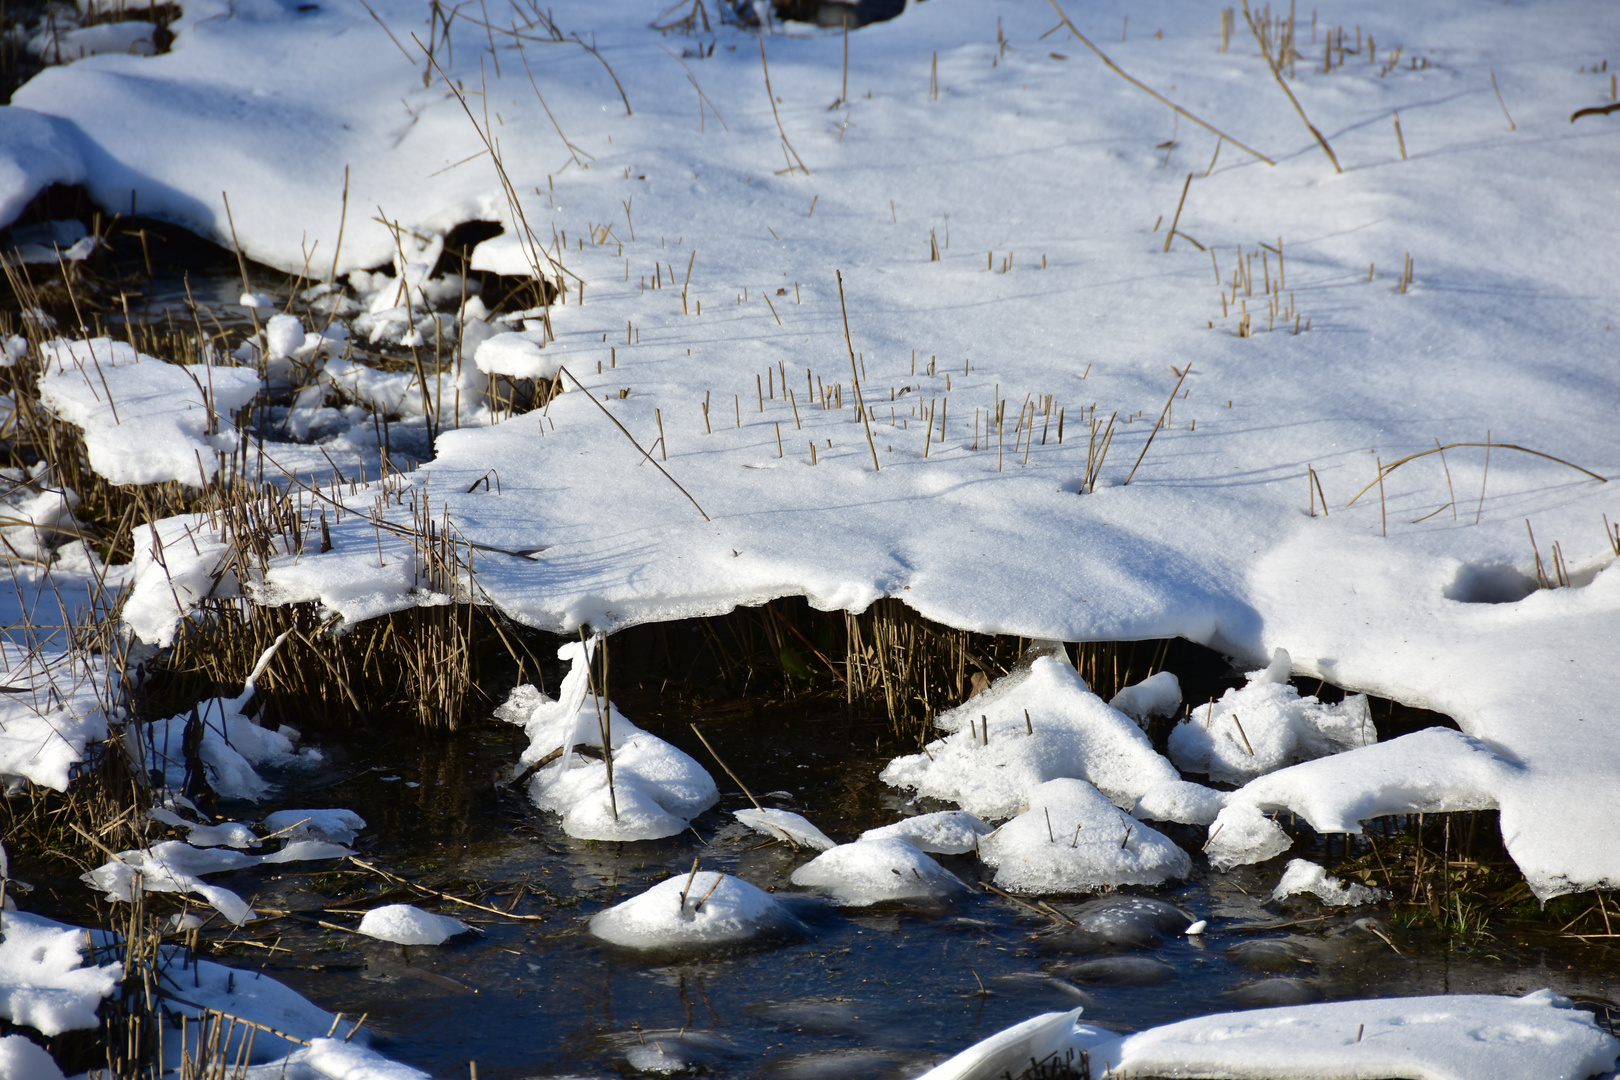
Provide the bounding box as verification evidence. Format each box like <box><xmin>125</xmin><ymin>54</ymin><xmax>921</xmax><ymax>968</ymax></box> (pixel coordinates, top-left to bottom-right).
<box><xmin>0</xmin><ymin>910</ymin><xmax>121</xmax><ymax>1035</ymax></box>
<box><xmin>789</xmin><ymin>837</ymin><xmax>964</xmax><ymax>906</ymax></box>
<box><xmin>356</xmin><ymin>904</ymin><xmax>471</xmax><ymax>946</ymax></box>
<box><xmin>860</xmin><ymin>810</ymin><xmax>991</xmax><ymax>854</ymax></box>
<box><xmin>590</xmin><ymin>871</ymin><xmax>802</xmax><ymax>949</ymax></box>
<box><xmin>262</xmin><ymin>809</ymin><xmax>368</xmax><ymax>846</ymax></box>
<box><xmin>977</xmin><ymin>778</ymin><xmax>1191</xmax><ymax>894</ymax></box>
<box><xmin>1271</xmin><ymin>859</ymin><xmax>1390</xmax><ymax>906</ymax></box>
<box><xmin>736</xmin><ymin>808</ymin><xmax>837</xmax><ymax>851</ymax></box>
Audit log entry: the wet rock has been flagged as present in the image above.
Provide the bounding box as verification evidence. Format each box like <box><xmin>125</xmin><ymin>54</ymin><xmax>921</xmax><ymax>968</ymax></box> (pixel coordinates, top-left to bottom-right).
<box><xmin>1225</xmin><ymin>977</ymin><xmax>1321</xmax><ymax>1007</ymax></box>
<box><xmin>1224</xmin><ymin>938</ymin><xmax>1314</xmax><ymax>973</ymax></box>
<box><xmin>1058</xmin><ymin>955</ymin><xmax>1179</xmax><ymax>986</ymax></box>
<box><xmin>1043</xmin><ymin>896</ymin><xmax>1194</xmax><ymax>952</ymax></box>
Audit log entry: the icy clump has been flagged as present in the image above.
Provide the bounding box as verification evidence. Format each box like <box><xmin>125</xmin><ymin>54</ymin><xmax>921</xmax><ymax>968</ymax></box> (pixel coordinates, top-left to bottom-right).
<box><xmin>357</xmin><ymin>904</ymin><xmax>471</xmax><ymax>946</ymax></box>
<box><xmin>0</xmin><ymin>910</ymin><xmax>122</xmax><ymax>1035</ymax></box>
<box><xmin>263</xmin><ymin>808</ymin><xmax>368</xmax><ymax>845</ymax></box>
<box><xmin>590</xmin><ymin>871</ymin><xmax>801</xmax><ymax>949</ymax></box>
<box><xmin>497</xmin><ymin>640</ymin><xmax>717</xmax><ymax>841</ymax></box>
<box><xmin>141</xmin><ymin>701</ymin><xmax>319</xmax><ymax>802</ymax></box>
<box><xmin>36</xmin><ymin>338</ymin><xmax>261</xmax><ymax>486</ymax></box>
<box><xmin>977</xmin><ymin>778</ymin><xmax>1192</xmax><ymax>894</ymax></box>
<box><xmin>1205</xmin><ymin>727</ymin><xmax>1513</xmax><ymax>871</ymax></box>
<box><xmin>183</xmin><ymin>821</ymin><xmax>260</xmax><ymax>849</ymax></box>
<box><xmin>1167</xmin><ymin>649</ymin><xmax>1375</xmax><ymax>785</ymax></box>
<box><xmin>881</xmin><ymin>657</ymin><xmax>1190</xmax><ymax>821</ymax></box>
<box><xmin>1271</xmin><ymin>859</ymin><xmax>1389</xmax><ymax>906</ymax></box>
<box><xmin>0</xmin><ymin>640</ymin><xmax>113</xmax><ymax>792</ymax></box>
<box><xmin>789</xmin><ymin>837</ymin><xmax>964</xmax><ymax>907</ymax></box>
<box><xmin>0</xmin><ymin>1034</ymin><xmax>67</xmax><ymax>1080</ymax></box>
<box><xmin>82</xmin><ymin>838</ymin><xmax>352</xmax><ymax>925</ymax></box>
<box><xmin>861</xmin><ymin>810</ymin><xmax>992</xmax><ymax>854</ymax></box>
<box><xmin>1109</xmin><ymin>671</ymin><xmax>1182</xmax><ymax>730</ymax></box>
<box><xmin>735</xmin><ymin>808</ymin><xmax>836</xmax><ymax>851</ymax></box>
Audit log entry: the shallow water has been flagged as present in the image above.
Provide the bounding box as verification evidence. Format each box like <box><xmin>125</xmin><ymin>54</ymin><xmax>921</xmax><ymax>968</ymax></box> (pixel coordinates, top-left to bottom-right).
<box><xmin>195</xmin><ymin>683</ymin><xmax>1620</xmax><ymax>1080</ymax></box>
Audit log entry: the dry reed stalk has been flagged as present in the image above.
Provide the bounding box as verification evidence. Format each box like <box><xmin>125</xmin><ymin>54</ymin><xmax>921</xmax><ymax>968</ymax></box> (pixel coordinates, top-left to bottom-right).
<box><xmin>1241</xmin><ymin>1</ymin><xmax>1340</xmax><ymax>172</ymax></box>
<box><xmin>1393</xmin><ymin>112</ymin><xmax>1407</xmax><ymax>159</ymax></box>
<box><xmin>1489</xmin><ymin>69</ymin><xmax>1516</xmax><ymax>131</ymax></box>
<box><xmin>559</xmin><ymin>366</ymin><xmax>710</xmax><ymax>521</ymax></box>
<box><xmin>1163</xmin><ymin>174</ymin><xmax>1193</xmax><ymax>253</ymax></box>
<box><xmin>1123</xmin><ymin>365</ymin><xmax>1191</xmax><ymax>485</ymax></box>
<box><xmin>1347</xmin><ymin>441</ymin><xmax>1604</xmax><ymax>511</ymax></box>
<box><xmin>760</xmin><ymin>39</ymin><xmax>808</xmax><ymax>174</ymax></box>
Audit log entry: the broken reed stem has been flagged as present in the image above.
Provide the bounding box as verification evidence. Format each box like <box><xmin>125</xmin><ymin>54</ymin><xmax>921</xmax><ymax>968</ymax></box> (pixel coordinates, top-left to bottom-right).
<box><xmin>1047</xmin><ymin>0</ymin><xmax>1274</xmax><ymax>164</ymax></box>
<box><xmin>1376</xmin><ymin>456</ymin><xmax>1388</xmax><ymax>536</ymax></box>
<box><xmin>1123</xmin><ymin>365</ymin><xmax>1192</xmax><ymax>485</ymax></box>
<box><xmin>760</xmin><ymin>38</ymin><xmax>809</xmax><ymax>174</ymax></box>
<box><xmin>1345</xmin><ymin>441</ymin><xmax>1605</xmax><ymax>509</ymax></box>
<box><xmin>1242</xmin><ymin>0</ymin><xmax>1340</xmax><ymax>173</ymax></box>
<box><xmin>835</xmin><ymin>270</ymin><xmax>881</xmax><ymax>472</ymax></box>
<box><xmin>558</xmin><ymin>367</ymin><xmax>710</xmax><ymax>521</ymax></box>
<box><xmin>1393</xmin><ymin>111</ymin><xmax>1407</xmax><ymax>159</ymax></box>
<box><xmin>1489</xmin><ymin>68</ymin><xmax>1516</xmax><ymax>131</ymax></box>
<box><xmin>1163</xmin><ymin>173</ymin><xmax>1193</xmax><ymax>253</ymax></box>
<box><xmin>689</xmin><ymin>723</ymin><xmax>762</xmax><ymax>809</ymax></box>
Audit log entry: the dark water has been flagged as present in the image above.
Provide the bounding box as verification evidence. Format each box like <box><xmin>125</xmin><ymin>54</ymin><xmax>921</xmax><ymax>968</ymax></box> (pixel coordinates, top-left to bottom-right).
<box><xmin>209</xmin><ymin>685</ymin><xmax>1620</xmax><ymax>1080</ymax></box>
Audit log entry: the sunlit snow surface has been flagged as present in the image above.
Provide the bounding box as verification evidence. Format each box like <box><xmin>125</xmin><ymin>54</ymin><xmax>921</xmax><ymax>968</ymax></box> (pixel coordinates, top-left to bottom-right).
<box><xmin>10</xmin><ymin>0</ymin><xmax>1620</xmax><ymax>899</ymax></box>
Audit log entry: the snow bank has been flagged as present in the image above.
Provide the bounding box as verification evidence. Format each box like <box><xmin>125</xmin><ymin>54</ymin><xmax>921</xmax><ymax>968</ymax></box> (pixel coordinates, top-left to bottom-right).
<box><xmin>881</xmin><ymin>656</ymin><xmax>1190</xmax><ymax>820</ymax></box>
<box><xmin>590</xmin><ymin>871</ymin><xmax>802</xmax><ymax>949</ymax></box>
<box><xmin>0</xmin><ymin>1035</ymin><xmax>67</xmax><ymax>1080</ymax></box>
<box><xmin>914</xmin><ymin>1007</ymin><xmax>1100</xmax><ymax>1080</ymax></box>
<box><xmin>0</xmin><ymin>910</ymin><xmax>121</xmax><ymax>1035</ymax></box>
<box><xmin>356</xmin><ymin>904</ymin><xmax>470</xmax><ymax>946</ymax></box>
<box><xmin>861</xmin><ymin>810</ymin><xmax>991</xmax><ymax>854</ymax></box>
<box><xmin>0</xmin><ymin>108</ymin><xmax>85</xmax><ymax>227</ymax></box>
<box><xmin>0</xmin><ymin>640</ymin><xmax>113</xmax><ymax>792</ymax></box>
<box><xmin>977</xmin><ymin>778</ymin><xmax>1191</xmax><ymax>894</ymax></box>
<box><xmin>789</xmin><ymin>837</ymin><xmax>963</xmax><ymax>906</ymax></box>
<box><xmin>735</xmin><ymin>808</ymin><xmax>837</xmax><ymax>851</ymax></box>
<box><xmin>37</xmin><ymin>339</ymin><xmax>260</xmax><ymax>486</ymax></box>
<box><xmin>497</xmin><ymin>640</ymin><xmax>717</xmax><ymax>841</ymax></box>
<box><xmin>1271</xmin><ymin>859</ymin><xmax>1389</xmax><ymax>907</ymax></box>
<box><xmin>1168</xmin><ymin>649</ymin><xmax>1375</xmax><ymax>785</ymax></box>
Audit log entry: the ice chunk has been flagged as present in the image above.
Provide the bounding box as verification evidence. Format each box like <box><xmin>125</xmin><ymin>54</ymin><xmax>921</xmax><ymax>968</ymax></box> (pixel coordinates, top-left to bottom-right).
<box><xmin>37</xmin><ymin>338</ymin><xmax>261</xmax><ymax>486</ymax></box>
<box><xmin>736</xmin><ymin>808</ymin><xmax>837</xmax><ymax>851</ymax></box>
<box><xmin>262</xmin><ymin>808</ymin><xmax>367</xmax><ymax>845</ymax></box>
<box><xmin>184</xmin><ymin>821</ymin><xmax>259</xmax><ymax>849</ymax></box>
<box><xmin>977</xmin><ymin>778</ymin><xmax>1192</xmax><ymax>894</ymax></box>
<box><xmin>0</xmin><ymin>910</ymin><xmax>121</xmax><ymax>1035</ymax></box>
<box><xmin>1109</xmin><ymin>670</ymin><xmax>1181</xmax><ymax>729</ymax></box>
<box><xmin>1167</xmin><ymin>649</ymin><xmax>1375</xmax><ymax>784</ymax></box>
<box><xmin>0</xmin><ymin>1034</ymin><xmax>67</xmax><ymax>1080</ymax></box>
<box><xmin>861</xmin><ymin>810</ymin><xmax>992</xmax><ymax>854</ymax></box>
<box><xmin>1271</xmin><ymin>859</ymin><xmax>1389</xmax><ymax>906</ymax></box>
<box><xmin>881</xmin><ymin>657</ymin><xmax>1186</xmax><ymax>820</ymax></box>
<box><xmin>140</xmin><ymin>700</ymin><xmax>319</xmax><ymax>802</ymax></box>
<box><xmin>357</xmin><ymin>904</ymin><xmax>470</xmax><ymax>946</ymax></box>
<box><xmin>590</xmin><ymin>871</ymin><xmax>803</xmax><ymax>949</ymax></box>
<box><xmin>790</xmin><ymin>837</ymin><xmax>964</xmax><ymax>906</ymax></box>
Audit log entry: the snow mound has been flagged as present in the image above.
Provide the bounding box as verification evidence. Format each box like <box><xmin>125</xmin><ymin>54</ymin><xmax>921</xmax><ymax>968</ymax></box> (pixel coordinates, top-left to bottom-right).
<box><xmin>1132</xmin><ymin>779</ymin><xmax>1228</xmax><ymax>827</ymax></box>
<box><xmin>263</xmin><ymin>808</ymin><xmax>368</xmax><ymax>846</ymax></box>
<box><xmin>789</xmin><ymin>837</ymin><xmax>964</xmax><ymax>907</ymax></box>
<box><xmin>1109</xmin><ymin>671</ymin><xmax>1182</xmax><ymax>730</ymax></box>
<box><xmin>1167</xmin><ymin>649</ymin><xmax>1375</xmax><ymax>785</ymax></box>
<box><xmin>0</xmin><ymin>1034</ymin><xmax>67</xmax><ymax>1080</ymax></box>
<box><xmin>977</xmin><ymin>778</ymin><xmax>1192</xmax><ymax>895</ymax></box>
<box><xmin>590</xmin><ymin>871</ymin><xmax>801</xmax><ymax>949</ymax></box>
<box><xmin>474</xmin><ymin>330</ymin><xmax>559</xmax><ymax>380</ymax></box>
<box><xmin>735</xmin><ymin>808</ymin><xmax>837</xmax><ymax>851</ymax></box>
<box><xmin>881</xmin><ymin>657</ymin><xmax>1188</xmax><ymax>821</ymax></box>
<box><xmin>0</xmin><ymin>910</ymin><xmax>121</xmax><ymax>1036</ymax></box>
<box><xmin>0</xmin><ymin>640</ymin><xmax>113</xmax><ymax>793</ymax></box>
<box><xmin>1271</xmin><ymin>859</ymin><xmax>1389</xmax><ymax>906</ymax></box>
<box><xmin>1206</xmin><ymin>727</ymin><xmax>1514</xmax><ymax>871</ymax></box>
<box><xmin>356</xmin><ymin>904</ymin><xmax>470</xmax><ymax>946</ymax></box>
<box><xmin>915</xmin><ymin>1008</ymin><xmax>1107</xmax><ymax>1080</ymax></box>
<box><xmin>36</xmin><ymin>338</ymin><xmax>260</xmax><ymax>486</ymax></box>
<box><xmin>498</xmin><ymin>640</ymin><xmax>717</xmax><ymax>841</ymax></box>
<box><xmin>861</xmin><ymin>810</ymin><xmax>992</xmax><ymax>854</ymax></box>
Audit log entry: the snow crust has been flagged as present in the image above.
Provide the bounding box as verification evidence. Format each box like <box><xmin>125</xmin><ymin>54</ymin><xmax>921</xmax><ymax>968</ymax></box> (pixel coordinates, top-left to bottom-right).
<box><xmin>735</xmin><ymin>808</ymin><xmax>837</xmax><ymax>851</ymax></box>
<box><xmin>860</xmin><ymin>810</ymin><xmax>991</xmax><ymax>854</ymax></box>
<box><xmin>13</xmin><ymin>0</ymin><xmax>1620</xmax><ymax>896</ymax></box>
<box><xmin>589</xmin><ymin>871</ymin><xmax>800</xmax><ymax>949</ymax></box>
<box><xmin>497</xmin><ymin>641</ymin><xmax>717</xmax><ymax>841</ymax></box>
<box><xmin>1271</xmin><ymin>859</ymin><xmax>1390</xmax><ymax>907</ymax></box>
<box><xmin>356</xmin><ymin>904</ymin><xmax>470</xmax><ymax>946</ymax></box>
<box><xmin>789</xmin><ymin>837</ymin><xmax>964</xmax><ymax>906</ymax></box>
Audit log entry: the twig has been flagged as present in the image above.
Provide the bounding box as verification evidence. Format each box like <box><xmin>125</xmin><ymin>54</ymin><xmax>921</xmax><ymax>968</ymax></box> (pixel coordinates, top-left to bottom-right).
<box><xmin>760</xmin><ymin>38</ymin><xmax>808</xmax><ymax>174</ymax></box>
<box><xmin>1489</xmin><ymin>68</ymin><xmax>1515</xmax><ymax>131</ymax></box>
<box><xmin>1123</xmin><ymin>365</ymin><xmax>1192</xmax><ymax>485</ymax></box>
<box><xmin>1345</xmin><ymin>442</ymin><xmax>1605</xmax><ymax>508</ymax></box>
<box><xmin>347</xmin><ymin>858</ymin><xmax>545</xmax><ymax>920</ymax></box>
<box><xmin>558</xmin><ymin>367</ymin><xmax>710</xmax><ymax>521</ymax></box>
<box><xmin>688</xmin><ymin>723</ymin><xmax>761</xmax><ymax>809</ymax></box>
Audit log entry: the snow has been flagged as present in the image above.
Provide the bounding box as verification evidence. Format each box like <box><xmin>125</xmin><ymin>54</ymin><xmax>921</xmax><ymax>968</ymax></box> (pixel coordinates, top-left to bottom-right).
<box><xmin>0</xmin><ymin>639</ymin><xmax>114</xmax><ymax>792</ymax></box>
<box><xmin>139</xmin><ymin>698</ymin><xmax>322</xmax><ymax>802</ymax></box>
<box><xmin>356</xmin><ymin>904</ymin><xmax>470</xmax><ymax>946</ymax></box>
<box><xmin>0</xmin><ymin>1035</ymin><xmax>67</xmax><ymax>1080</ymax></box>
<box><xmin>36</xmin><ymin>339</ymin><xmax>261</xmax><ymax>487</ymax></box>
<box><xmin>263</xmin><ymin>808</ymin><xmax>368</xmax><ymax>846</ymax></box>
<box><xmin>589</xmin><ymin>870</ymin><xmax>802</xmax><ymax>949</ymax></box>
<box><xmin>8</xmin><ymin>0</ymin><xmax>1620</xmax><ymax>896</ymax></box>
<box><xmin>789</xmin><ymin>837</ymin><xmax>963</xmax><ymax>906</ymax></box>
<box><xmin>474</xmin><ymin>331</ymin><xmax>561</xmax><ymax>381</ymax></box>
<box><xmin>1109</xmin><ymin>670</ymin><xmax>1182</xmax><ymax>729</ymax></box>
<box><xmin>881</xmin><ymin>655</ymin><xmax>1192</xmax><ymax>821</ymax></box>
<box><xmin>735</xmin><ymin>807</ymin><xmax>837</xmax><ymax>851</ymax></box>
<box><xmin>82</xmin><ymin>837</ymin><xmax>353</xmax><ymax>925</ymax></box>
<box><xmin>915</xmin><ymin>1007</ymin><xmax>1098</xmax><ymax>1080</ymax></box>
<box><xmin>0</xmin><ymin>910</ymin><xmax>121</xmax><ymax>1036</ymax></box>
<box><xmin>497</xmin><ymin>641</ymin><xmax>717</xmax><ymax>841</ymax></box>
<box><xmin>977</xmin><ymin>778</ymin><xmax>1192</xmax><ymax>894</ymax></box>
<box><xmin>1271</xmin><ymin>859</ymin><xmax>1390</xmax><ymax>906</ymax></box>
<box><xmin>860</xmin><ymin>809</ymin><xmax>991</xmax><ymax>854</ymax></box>
<box><xmin>1167</xmin><ymin>648</ymin><xmax>1375</xmax><ymax>785</ymax></box>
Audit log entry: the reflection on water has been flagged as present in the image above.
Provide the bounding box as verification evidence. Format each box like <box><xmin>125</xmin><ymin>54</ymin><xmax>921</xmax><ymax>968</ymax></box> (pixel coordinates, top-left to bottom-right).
<box><xmin>202</xmin><ymin>691</ymin><xmax>1620</xmax><ymax>1080</ymax></box>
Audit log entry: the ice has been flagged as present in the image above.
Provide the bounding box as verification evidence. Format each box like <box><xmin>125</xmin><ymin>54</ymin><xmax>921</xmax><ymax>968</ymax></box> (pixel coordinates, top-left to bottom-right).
<box><xmin>789</xmin><ymin>837</ymin><xmax>964</xmax><ymax>906</ymax></box>
<box><xmin>736</xmin><ymin>808</ymin><xmax>837</xmax><ymax>851</ymax></box>
<box><xmin>1271</xmin><ymin>859</ymin><xmax>1390</xmax><ymax>906</ymax></box>
<box><xmin>184</xmin><ymin>821</ymin><xmax>260</xmax><ymax>849</ymax></box>
<box><xmin>590</xmin><ymin>870</ymin><xmax>802</xmax><ymax>949</ymax></box>
<box><xmin>140</xmin><ymin>699</ymin><xmax>320</xmax><ymax>802</ymax></box>
<box><xmin>881</xmin><ymin>656</ymin><xmax>1188</xmax><ymax>821</ymax></box>
<box><xmin>1167</xmin><ymin>649</ymin><xmax>1375</xmax><ymax>785</ymax></box>
<box><xmin>0</xmin><ymin>1034</ymin><xmax>67</xmax><ymax>1080</ymax></box>
<box><xmin>1205</xmin><ymin>727</ymin><xmax>1513</xmax><ymax>871</ymax></box>
<box><xmin>262</xmin><ymin>809</ymin><xmax>368</xmax><ymax>846</ymax></box>
<box><xmin>914</xmin><ymin>1007</ymin><xmax>1103</xmax><ymax>1080</ymax></box>
<box><xmin>36</xmin><ymin>338</ymin><xmax>260</xmax><ymax>487</ymax></box>
<box><xmin>977</xmin><ymin>778</ymin><xmax>1192</xmax><ymax>895</ymax></box>
<box><xmin>0</xmin><ymin>640</ymin><xmax>114</xmax><ymax>792</ymax></box>
<box><xmin>1108</xmin><ymin>671</ymin><xmax>1182</xmax><ymax>730</ymax></box>
<box><xmin>82</xmin><ymin>837</ymin><xmax>353</xmax><ymax>925</ymax></box>
<box><xmin>356</xmin><ymin>904</ymin><xmax>470</xmax><ymax>946</ymax></box>
<box><xmin>497</xmin><ymin>641</ymin><xmax>716</xmax><ymax>841</ymax></box>
<box><xmin>8</xmin><ymin>219</ymin><xmax>97</xmax><ymax>263</ymax></box>
<box><xmin>861</xmin><ymin>810</ymin><xmax>991</xmax><ymax>854</ymax></box>
<box><xmin>0</xmin><ymin>910</ymin><xmax>121</xmax><ymax>1036</ymax></box>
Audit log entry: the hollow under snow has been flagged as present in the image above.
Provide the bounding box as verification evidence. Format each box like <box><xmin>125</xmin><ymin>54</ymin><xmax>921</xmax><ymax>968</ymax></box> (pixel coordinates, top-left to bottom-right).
<box><xmin>14</xmin><ymin>0</ymin><xmax>1620</xmax><ymax>898</ymax></box>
